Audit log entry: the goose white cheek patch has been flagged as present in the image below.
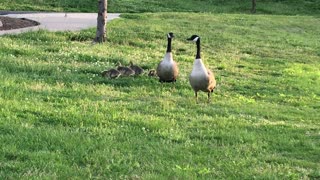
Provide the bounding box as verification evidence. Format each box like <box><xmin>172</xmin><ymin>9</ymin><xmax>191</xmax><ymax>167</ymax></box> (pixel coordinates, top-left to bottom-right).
<box><xmin>193</xmin><ymin>37</ymin><xmax>199</xmax><ymax>42</ymax></box>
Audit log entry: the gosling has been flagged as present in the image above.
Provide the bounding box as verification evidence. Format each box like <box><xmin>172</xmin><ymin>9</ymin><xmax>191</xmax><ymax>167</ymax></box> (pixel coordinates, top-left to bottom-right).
<box><xmin>101</xmin><ymin>69</ymin><xmax>121</xmax><ymax>79</ymax></box>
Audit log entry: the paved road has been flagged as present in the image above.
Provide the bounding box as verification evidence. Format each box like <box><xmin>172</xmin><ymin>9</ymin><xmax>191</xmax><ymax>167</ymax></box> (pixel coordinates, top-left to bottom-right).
<box><xmin>0</xmin><ymin>12</ymin><xmax>120</xmax><ymax>35</ymax></box>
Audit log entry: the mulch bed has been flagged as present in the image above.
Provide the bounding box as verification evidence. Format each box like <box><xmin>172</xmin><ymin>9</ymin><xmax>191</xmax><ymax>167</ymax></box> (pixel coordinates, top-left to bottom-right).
<box><xmin>0</xmin><ymin>16</ymin><xmax>40</xmax><ymax>31</ymax></box>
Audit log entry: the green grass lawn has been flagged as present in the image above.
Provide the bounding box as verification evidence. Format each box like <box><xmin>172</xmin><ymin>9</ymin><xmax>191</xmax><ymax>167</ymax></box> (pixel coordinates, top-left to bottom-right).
<box><xmin>1</xmin><ymin>0</ymin><xmax>320</xmax><ymax>179</ymax></box>
<box><xmin>1</xmin><ymin>0</ymin><xmax>320</xmax><ymax>15</ymax></box>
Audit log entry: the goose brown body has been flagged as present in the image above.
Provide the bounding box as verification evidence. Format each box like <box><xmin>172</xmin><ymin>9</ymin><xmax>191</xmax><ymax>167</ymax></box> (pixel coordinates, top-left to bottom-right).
<box><xmin>189</xmin><ymin>59</ymin><xmax>216</xmax><ymax>93</ymax></box>
<box><xmin>156</xmin><ymin>32</ymin><xmax>179</xmax><ymax>83</ymax></box>
<box><xmin>157</xmin><ymin>53</ymin><xmax>179</xmax><ymax>82</ymax></box>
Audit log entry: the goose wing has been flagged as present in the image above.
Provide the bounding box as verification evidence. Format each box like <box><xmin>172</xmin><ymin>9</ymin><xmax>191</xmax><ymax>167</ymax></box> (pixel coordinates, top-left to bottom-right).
<box><xmin>207</xmin><ymin>69</ymin><xmax>216</xmax><ymax>91</ymax></box>
<box><xmin>172</xmin><ymin>61</ymin><xmax>179</xmax><ymax>77</ymax></box>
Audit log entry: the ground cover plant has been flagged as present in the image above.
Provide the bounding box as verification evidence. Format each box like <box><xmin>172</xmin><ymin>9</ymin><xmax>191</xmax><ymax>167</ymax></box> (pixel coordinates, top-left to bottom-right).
<box><xmin>1</xmin><ymin>0</ymin><xmax>320</xmax><ymax>179</ymax></box>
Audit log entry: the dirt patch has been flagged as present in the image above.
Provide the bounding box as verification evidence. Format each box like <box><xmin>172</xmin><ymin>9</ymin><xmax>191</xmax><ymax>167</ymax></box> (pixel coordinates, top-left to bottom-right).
<box><xmin>0</xmin><ymin>16</ymin><xmax>40</xmax><ymax>31</ymax></box>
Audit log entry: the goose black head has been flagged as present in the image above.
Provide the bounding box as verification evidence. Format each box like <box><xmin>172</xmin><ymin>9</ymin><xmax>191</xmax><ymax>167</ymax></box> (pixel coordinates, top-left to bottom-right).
<box><xmin>187</xmin><ymin>35</ymin><xmax>200</xmax><ymax>42</ymax></box>
<box><xmin>167</xmin><ymin>32</ymin><xmax>174</xmax><ymax>39</ymax></box>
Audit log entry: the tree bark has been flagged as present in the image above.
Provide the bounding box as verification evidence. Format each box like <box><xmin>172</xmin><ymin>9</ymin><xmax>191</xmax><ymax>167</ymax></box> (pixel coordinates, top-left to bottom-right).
<box><xmin>251</xmin><ymin>0</ymin><xmax>256</xmax><ymax>14</ymax></box>
<box><xmin>95</xmin><ymin>0</ymin><xmax>107</xmax><ymax>43</ymax></box>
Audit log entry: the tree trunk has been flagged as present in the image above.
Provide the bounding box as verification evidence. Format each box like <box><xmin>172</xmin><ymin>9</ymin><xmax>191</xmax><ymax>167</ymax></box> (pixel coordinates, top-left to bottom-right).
<box><xmin>251</xmin><ymin>0</ymin><xmax>256</xmax><ymax>14</ymax></box>
<box><xmin>95</xmin><ymin>0</ymin><xmax>107</xmax><ymax>43</ymax></box>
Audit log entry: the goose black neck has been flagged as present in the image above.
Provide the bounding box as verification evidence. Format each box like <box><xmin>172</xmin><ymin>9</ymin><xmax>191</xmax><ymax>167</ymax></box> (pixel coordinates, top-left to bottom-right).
<box><xmin>196</xmin><ymin>38</ymin><xmax>201</xmax><ymax>59</ymax></box>
<box><xmin>166</xmin><ymin>38</ymin><xmax>172</xmax><ymax>53</ymax></box>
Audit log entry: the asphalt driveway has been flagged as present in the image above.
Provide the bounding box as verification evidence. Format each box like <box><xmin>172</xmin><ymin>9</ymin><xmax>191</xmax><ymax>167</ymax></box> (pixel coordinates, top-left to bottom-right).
<box><xmin>0</xmin><ymin>12</ymin><xmax>120</xmax><ymax>35</ymax></box>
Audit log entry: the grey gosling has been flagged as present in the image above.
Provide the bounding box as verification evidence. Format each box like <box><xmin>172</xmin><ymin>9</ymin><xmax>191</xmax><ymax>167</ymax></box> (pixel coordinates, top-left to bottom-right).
<box><xmin>148</xmin><ymin>69</ymin><xmax>157</xmax><ymax>77</ymax></box>
<box><xmin>101</xmin><ymin>69</ymin><xmax>121</xmax><ymax>79</ymax></box>
<box><xmin>116</xmin><ymin>62</ymin><xmax>135</xmax><ymax>76</ymax></box>
<box><xmin>187</xmin><ymin>35</ymin><xmax>216</xmax><ymax>103</ymax></box>
<box><xmin>129</xmin><ymin>61</ymin><xmax>144</xmax><ymax>75</ymax></box>
<box><xmin>156</xmin><ymin>32</ymin><xmax>179</xmax><ymax>82</ymax></box>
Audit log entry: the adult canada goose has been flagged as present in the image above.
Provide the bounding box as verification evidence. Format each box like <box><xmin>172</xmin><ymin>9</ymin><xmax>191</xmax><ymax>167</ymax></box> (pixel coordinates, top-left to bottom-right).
<box><xmin>116</xmin><ymin>62</ymin><xmax>135</xmax><ymax>76</ymax></box>
<box><xmin>101</xmin><ymin>69</ymin><xmax>121</xmax><ymax>79</ymax></box>
<box><xmin>129</xmin><ymin>61</ymin><xmax>144</xmax><ymax>75</ymax></box>
<box><xmin>156</xmin><ymin>32</ymin><xmax>179</xmax><ymax>82</ymax></box>
<box><xmin>187</xmin><ymin>35</ymin><xmax>216</xmax><ymax>103</ymax></box>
